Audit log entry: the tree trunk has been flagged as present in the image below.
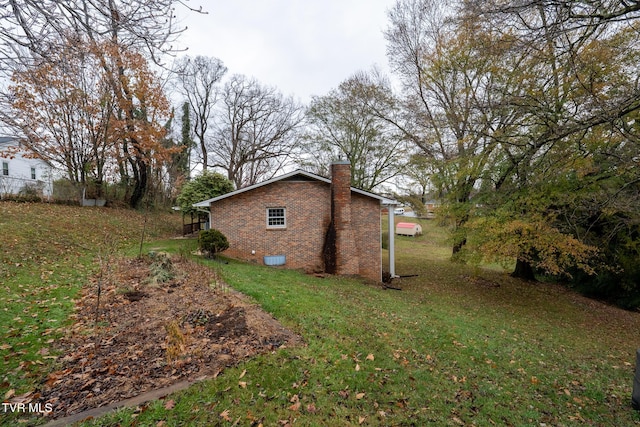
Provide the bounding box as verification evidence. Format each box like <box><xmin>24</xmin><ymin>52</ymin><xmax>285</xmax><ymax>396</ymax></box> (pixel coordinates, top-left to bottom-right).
<box><xmin>129</xmin><ymin>157</ymin><xmax>148</xmax><ymax>208</ymax></box>
<box><xmin>512</xmin><ymin>258</ymin><xmax>536</xmax><ymax>281</ymax></box>
<box><xmin>452</xmin><ymin>237</ymin><xmax>467</xmax><ymax>256</ymax></box>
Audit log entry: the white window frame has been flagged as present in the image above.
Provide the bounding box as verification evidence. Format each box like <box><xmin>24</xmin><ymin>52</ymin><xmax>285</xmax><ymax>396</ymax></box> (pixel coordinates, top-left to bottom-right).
<box><xmin>266</xmin><ymin>207</ymin><xmax>286</xmax><ymax>229</ymax></box>
<box><xmin>2</xmin><ymin>161</ymin><xmax>8</xmax><ymax>176</ymax></box>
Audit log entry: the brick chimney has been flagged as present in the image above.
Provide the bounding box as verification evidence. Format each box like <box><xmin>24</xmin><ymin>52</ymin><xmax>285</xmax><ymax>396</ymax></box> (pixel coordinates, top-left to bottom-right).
<box><xmin>323</xmin><ymin>161</ymin><xmax>359</xmax><ymax>276</ymax></box>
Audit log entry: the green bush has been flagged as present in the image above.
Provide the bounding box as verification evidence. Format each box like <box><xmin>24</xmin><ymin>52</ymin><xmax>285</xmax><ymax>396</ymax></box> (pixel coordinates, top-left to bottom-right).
<box><xmin>198</xmin><ymin>229</ymin><xmax>229</xmax><ymax>258</ymax></box>
<box><xmin>570</xmin><ymin>222</ymin><xmax>640</xmax><ymax>310</ymax></box>
<box><xmin>176</xmin><ymin>171</ymin><xmax>234</xmax><ymax>216</ymax></box>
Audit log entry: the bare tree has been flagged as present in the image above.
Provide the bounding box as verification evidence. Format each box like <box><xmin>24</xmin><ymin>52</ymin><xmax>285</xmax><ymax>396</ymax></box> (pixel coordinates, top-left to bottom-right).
<box><xmin>209</xmin><ymin>75</ymin><xmax>303</xmax><ymax>188</ymax></box>
<box><xmin>8</xmin><ymin>35</ymin><xmax>115</xmax><ymax>191</ymax></box>
<box><xmin>467</xmin><ymin>0</ymin><xmax>640</xmax><ymax>32</ymax></box>
<box><xmin>303</xmin><ymin>70</ymin><xmax>407</xmax><ymax>191</ymax></box>
<box><xmin>0</xmin><ymin>0</ymin><xmax>187</xmax><ymax>66</ymax></box>
<box><xmin>462</xmin><ymin>0</ymin><xmax>640</xmax><ymax>146</ymax></box>
<box><xmin>0</xmin><ymin>0</ymin><xmax>194</xmax><ymax>207</ymax></box>
<box><xmin>173</xmin><ymin>55</ymin><xmax>227</xmax><ymax>170</ymax></box>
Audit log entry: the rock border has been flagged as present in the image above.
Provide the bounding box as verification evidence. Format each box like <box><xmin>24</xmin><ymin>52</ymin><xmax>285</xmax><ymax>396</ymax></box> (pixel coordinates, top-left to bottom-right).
<box><xmin>43</xmin><ymin>377</ymin><xmax>203</xmax><ymax>427</ymax></box>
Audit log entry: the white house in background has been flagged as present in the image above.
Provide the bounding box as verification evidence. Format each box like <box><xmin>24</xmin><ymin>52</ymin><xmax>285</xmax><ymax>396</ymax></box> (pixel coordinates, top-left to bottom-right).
<box><xmin>0</xmin><ymin>137</ymin><xmax>54</xmax><ymax>199</ymax></box>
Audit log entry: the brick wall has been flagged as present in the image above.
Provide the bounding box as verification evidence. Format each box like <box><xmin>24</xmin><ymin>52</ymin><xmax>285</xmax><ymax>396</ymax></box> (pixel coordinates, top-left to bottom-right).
<box><xmin>208</xmin><ymin>176</ymin><xmax>382</xmax><ymax>282</ymax></box>
<box><xmin>351</xmin><ymin>193</ymin><xmax>382</xmax><ymax>281</ymax></box>
<box><xmin>210</xmin><ymin>180</ymin><xmax>329</xmax><ymax>273</ymax></box>
<box><xmin>330</xmin><ymin>161</ymin><xmax>359</xmax><ymax>276</ymax></box>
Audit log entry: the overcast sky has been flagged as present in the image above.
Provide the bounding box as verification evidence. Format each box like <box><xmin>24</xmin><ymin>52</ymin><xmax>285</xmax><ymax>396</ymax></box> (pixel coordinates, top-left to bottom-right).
<box><xmin>175</xmin><ymin>0</ymin><xmax>397</xmax><ymax>103</ymax></box>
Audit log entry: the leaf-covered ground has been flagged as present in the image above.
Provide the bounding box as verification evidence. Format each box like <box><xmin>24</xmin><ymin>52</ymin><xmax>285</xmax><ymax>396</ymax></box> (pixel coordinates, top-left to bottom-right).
<box><xmin>33</xmin><ymin>254</ymin><xmax>301</xmax><ymax>420</ymax></box>
<box><xmin>1</xmin><ymin>201</ymin><xmax>183</xmax><ymax>426</ymax></box>
<box><xmin>3</xmin><ymin>204</ymin><xmax>640</xmax><ymax>426</ymax></box>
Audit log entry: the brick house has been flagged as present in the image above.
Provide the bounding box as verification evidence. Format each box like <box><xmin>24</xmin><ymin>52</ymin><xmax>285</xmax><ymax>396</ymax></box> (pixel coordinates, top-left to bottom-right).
<box><xmin>194</xmin><ymin>161</ymin><xmax>397</xmax><ymax>282</ymax></box>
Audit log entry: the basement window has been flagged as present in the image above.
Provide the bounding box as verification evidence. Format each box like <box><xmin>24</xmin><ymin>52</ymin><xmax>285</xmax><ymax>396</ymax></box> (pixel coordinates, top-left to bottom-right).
<box><xmin>266</xmin><ymin>207</ymin><xmax>286</xmax><ymax>229</ymax></box>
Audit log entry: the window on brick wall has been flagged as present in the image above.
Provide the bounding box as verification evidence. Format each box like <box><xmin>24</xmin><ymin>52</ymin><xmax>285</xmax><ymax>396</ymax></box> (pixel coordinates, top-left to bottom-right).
<box><xmin>266</xmin><ymin>207</ymin><xmax>286</xmax><ymax>228</ymax></box>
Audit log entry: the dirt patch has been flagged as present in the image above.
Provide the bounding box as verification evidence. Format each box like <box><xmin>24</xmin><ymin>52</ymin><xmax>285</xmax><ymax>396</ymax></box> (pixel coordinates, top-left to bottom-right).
<box><xmin>36</xmin><ymin>254</ymin><xmax>302</xmax><ymax>419</ymax></box>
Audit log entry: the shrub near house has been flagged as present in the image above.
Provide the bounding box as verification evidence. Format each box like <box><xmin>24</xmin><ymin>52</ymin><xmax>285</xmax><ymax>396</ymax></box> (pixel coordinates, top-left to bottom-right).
<box><xmin>198</xmin><ymin>229</ymin><xmax>229</xmax><ymax>258</ymax></box>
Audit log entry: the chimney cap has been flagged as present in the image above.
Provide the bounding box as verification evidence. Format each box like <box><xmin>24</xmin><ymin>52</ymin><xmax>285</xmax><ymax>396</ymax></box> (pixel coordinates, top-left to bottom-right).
<box><xmin>332</xmin><ymin>159</ymin><xmax>350</xmax><ymax>165</ymax></box>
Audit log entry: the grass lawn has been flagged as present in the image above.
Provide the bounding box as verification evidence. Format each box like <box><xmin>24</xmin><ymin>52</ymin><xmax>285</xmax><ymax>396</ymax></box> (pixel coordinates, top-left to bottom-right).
<box><xmin>2</xmin><ymin>204</ymin><xmax>639</xmax><ymax>426</ymax></box>
<box><xmin>91</xmin><ymin>218</ymin><xmax>639</xmax><ymax>426</ymax></box>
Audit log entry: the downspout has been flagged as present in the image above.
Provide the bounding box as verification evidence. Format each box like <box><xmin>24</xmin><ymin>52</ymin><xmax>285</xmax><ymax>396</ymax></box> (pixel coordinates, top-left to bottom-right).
<box><xmin>387</xmin><ymin>204</ymin><xmax>396</xmax><ymax>278</ymax></box>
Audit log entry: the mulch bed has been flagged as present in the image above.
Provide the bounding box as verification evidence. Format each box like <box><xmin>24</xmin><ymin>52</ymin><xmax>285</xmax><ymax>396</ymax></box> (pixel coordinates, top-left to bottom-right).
<box><xmin>33</xmin><ymin>254</ymin><xmax>302</xmax><ymax>420</ymax></box>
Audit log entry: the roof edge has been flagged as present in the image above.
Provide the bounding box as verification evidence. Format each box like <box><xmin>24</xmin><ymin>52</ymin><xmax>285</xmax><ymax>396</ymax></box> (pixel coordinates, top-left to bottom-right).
<box><xmin>193</xmin><ymin>169</ymin><xmax>398</xmax><ymax>207</ymax></box>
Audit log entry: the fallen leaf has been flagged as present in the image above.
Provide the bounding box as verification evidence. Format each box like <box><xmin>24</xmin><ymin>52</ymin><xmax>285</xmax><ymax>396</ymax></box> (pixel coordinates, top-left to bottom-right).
<box><xmin>355</xmin><ymin>363</ymin><xmax>360</xmax><ymax>371</ymax></box>
<box><xmin>306</xmin><ymin>403</ymin><xmax>317</xmax><ymax>413</ymax></box>
<box><xmin>9</xmin><ymin>391</ymin><xmax>34</xmax><ymax>404</ymax></box>
<box><xmin>366</xmin><ymin>353</ymin><xmax>374</xmax><ymax>361</ymax></box>
<box><xmin>239</xmin><ymin>369</ymin><xmax>247</xmax><ymax>379</ymax></box>
<box><xmin>358</xmin><ymin>416</ymin><xmax>366</xmax><ymax>424</ymax></box>
<box><xmin>4</xmin><ymin>389</ymin><xmax>15</xmax><ymax>399</ymax></box>
<box><xmin>452</xmin><ymin>416</ymin><xmax>465</xmax><ymax>425</ymax></box>
<box><xmin>289</xmin><ymin>401</ymin><xmax>301</xmax><ymax>411</ymax></box>
<box><xmin>220</xmin><ymin>409</ymin><xmax>232</xmax><ymax>422</ymax></box>
<box><xmin>288</xmin><ymin>395</ymin><xmax>301</xmax><ymax>412</ymax></box>
<box><xmin>164</xmin><ymin>399</ymin><xmax>175</xmax><ymax>410</ymax></box>
<box><xmin>355</xmin><ymin>392</ymin><xmax>365</xmax><ymax>400</ymax></box>
<box><xmin>239</xmin><ymin>381</ymin><xmax>247</xmax><ymax>388</ymax></box>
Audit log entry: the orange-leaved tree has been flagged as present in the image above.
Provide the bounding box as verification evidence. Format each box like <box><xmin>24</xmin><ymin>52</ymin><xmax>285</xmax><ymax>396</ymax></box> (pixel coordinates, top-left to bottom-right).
<box><xmin>9</xmin><ymin>36</ymin><xmax>178</xmax><ymax>207</ymax></box>
<box><xmin>9</xmin><ymin>35</ymin><xmax>116</xmax><ymax>194</ymax></box>
<box><xmin>98</xmin><ymin>40</ymin><xmax>177</xmax><ymax>207</ymax></box>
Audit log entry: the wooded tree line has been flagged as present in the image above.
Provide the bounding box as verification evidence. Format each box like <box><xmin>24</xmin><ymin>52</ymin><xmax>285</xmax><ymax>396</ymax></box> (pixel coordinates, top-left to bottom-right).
<box><xmin>0</xmin><ymin>1</ymin><xmax>409</xmax><ymax>207</ymax></box>
<box><xmin>1</xmin><ymin>0</ymin><xmax>639</xmax><ymax>305</ymax></box>
<box><xmin>384</xmin><ymin>0</ymin><xmax>640</xmax><ymax>306</ymax></box>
